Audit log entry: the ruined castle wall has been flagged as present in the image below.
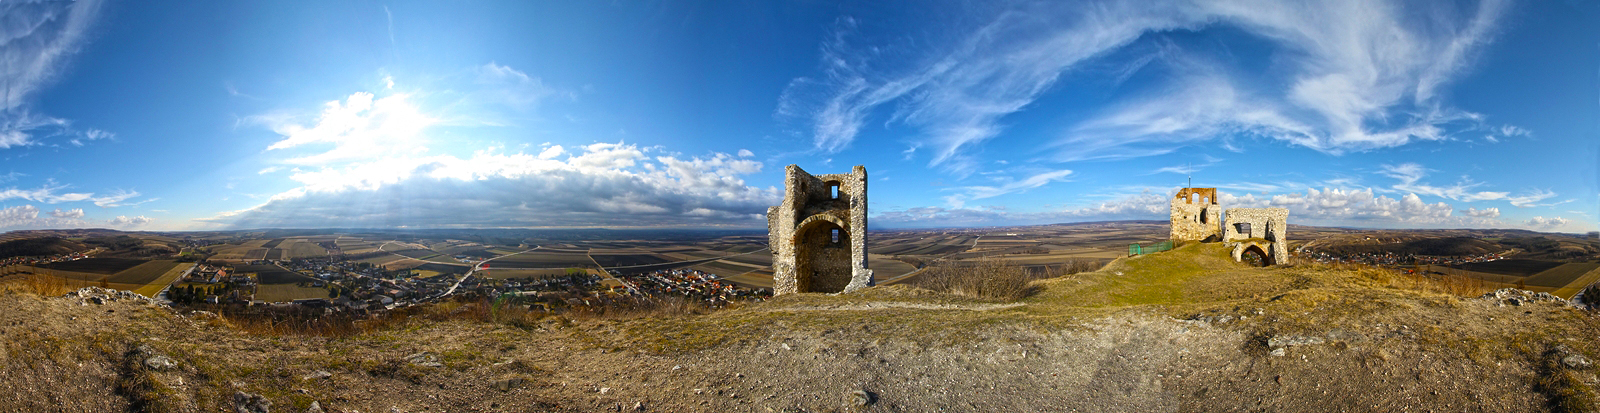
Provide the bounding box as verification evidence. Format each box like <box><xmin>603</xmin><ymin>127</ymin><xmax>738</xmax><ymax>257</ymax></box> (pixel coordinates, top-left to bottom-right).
<box><xmin>1223</xmin><ymin>208</ymin><xmax>1289</xmax><ymax>264</ymax></box>
<box><xmin>769</xmin><ymin>165</ymin><xmax>872</xmax><ymax>295</ymax></box>
<box><xmin>1169</xmin><ymin>188</ymin><xmax>1220</xmax><ymax>241</ymax></box>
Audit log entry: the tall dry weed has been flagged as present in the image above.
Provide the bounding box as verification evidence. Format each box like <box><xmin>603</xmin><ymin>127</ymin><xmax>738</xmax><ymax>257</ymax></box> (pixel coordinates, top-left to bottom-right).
<box><xmin>0</xmin><ymin>272</ymin><xmax>93</xmax><ymax>296</ymax></box>
<box><xmin>1317</xmin><ymin>261</ymin><xmax>1494</xmax><ymax>297</ymax></box>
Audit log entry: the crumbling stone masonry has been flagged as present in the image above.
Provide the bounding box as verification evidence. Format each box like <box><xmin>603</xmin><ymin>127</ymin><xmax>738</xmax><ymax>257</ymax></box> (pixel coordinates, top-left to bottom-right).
<box><xmin>768</xmin><ymin>165</ymin><xmax>872</xmax><ymax>295</ymax></box>
<box><xmin>1170</xmin><ymin>188</ymin><xmax>1221</xmax><ymax>241</ymax></box>
<box><xmin>1223</xmin><ymin>208</ymin><xmax>1289</xmax><ymax>265</ymax></box>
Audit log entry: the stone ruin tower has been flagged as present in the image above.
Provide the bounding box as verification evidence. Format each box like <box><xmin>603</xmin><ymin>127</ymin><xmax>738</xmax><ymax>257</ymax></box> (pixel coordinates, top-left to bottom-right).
<box><xmin>768</xmin><ymin>165</ymin><xmax>872</xmax><ymax>295</ymax></box>
<box><xmin>1169</xmin><ymin>188</ymin><xmax>1221</xmax><ymax>241</ymax></box>
<box><xmin>1223</xmin><ymin>208</ymin><xmax>1289</xmax><ymax>265</ymax></box>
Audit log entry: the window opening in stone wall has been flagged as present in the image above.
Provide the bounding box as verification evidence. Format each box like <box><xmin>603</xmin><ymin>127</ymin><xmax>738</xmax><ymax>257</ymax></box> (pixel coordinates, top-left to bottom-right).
<box><xmin>830</xmin><ymin>184</ymin><xmax>839</xmax><ymax>199</ymax></box>
<box><xmin>830</xmin><ymin>229</ymin><xmax>840</xmax><ymax>244</ymax></box>
<box><xmin>1235</xmin><ymin>223</ymin><xmax>1251</xmax><ymax>235</ymax></box>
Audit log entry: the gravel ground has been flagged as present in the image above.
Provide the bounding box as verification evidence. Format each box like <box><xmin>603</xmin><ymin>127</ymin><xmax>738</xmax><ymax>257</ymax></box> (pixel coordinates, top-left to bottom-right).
<box><xmin>1</xmin><ymin>286</ymin><xmax>1596</xmax><ymax>412</ymax></box>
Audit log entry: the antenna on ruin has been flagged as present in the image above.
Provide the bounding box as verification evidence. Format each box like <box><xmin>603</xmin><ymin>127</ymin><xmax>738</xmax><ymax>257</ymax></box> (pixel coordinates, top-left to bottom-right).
<box><xmin>1187</xmin><ymin>162</ymin><xmax>1192</xmax><ymax>189</ymax></box>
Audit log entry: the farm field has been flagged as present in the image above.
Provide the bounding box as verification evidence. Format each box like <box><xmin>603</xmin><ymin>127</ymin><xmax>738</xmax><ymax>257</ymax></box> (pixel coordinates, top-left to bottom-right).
<box><xmin>259</xmin><ymin>239</ymin><xmax>286</xmax><ymax>249</ymax></box>
<box><xmin>1524</xmin><ymin>263</ymin><xmax>1600</xmax><ymax>288</ymax></box>
<box><xmin>243</xmin><ymin>249</ymin><xmax>268</xmax><ymax>260</ymax></box>
<box><xmin>717</xmin><ymin>249</ymin><xmax>772</xmax><ymax>266</ymax></box>
<box><xmin>131</xmin><ymin>263</ymin><xmax>196</xmax><ymax>297</ymax></box>
<box><xmin>355</xmin><ymin>255</ymin><xmax>407</xmax><ymax>266</ymax></box>
<box><xmin>38</xmin><ymin>258</ymin><xmax>147</xmax><ymax>275</ymax></box>
<box><xmin>479</xmin><ymin>268</ymin><xmax>571</xmax><ymax>280</ymax></box>
<box><xmin>393</xmin><ymin>249</ymin><xmax>443</xmax><ymax>260</ymax></box>
<box><xmin>1450</xmin><ymin>259</ymin><xmax>1566</xmax><ymax>277</ymax></box>
<box><xmin>590</xmin><ymin>254</ymin><xmax>672</xmax><ymax>267</ymax></box>
<box><xmin>492</xmin><ymin>251</ymin><xmax>597</xmax><ymax>268</ymax></box>
<box><xmin>689</xmin><ymin>261</ymin><xmax>762</xmax><ymax>278</ymax></box>
<box><xmin>380</xmin><ymin>259</ymin><xmax>428</xmax><ymax>271</ymax></box>
<box><xmin>255</xmin><ymin>284</ymin><xmax>329</xmax><ymax>302</ymax></box>
<box><xmin>720</xmin><ymin>269</ymin><xmax>774</xmax><ymax>289</ymax></box>
<box><xmin>610</xmin><ymin>259</ymin><xmax>714</xmax><ymax>275</ymax></box>
<box><xmin>17</xmin><ymin>260</ymin><xmax>191</xmax><ymax>297</ymax></box>
<box><xmin>657</xmin><ymin>249</ymin><xmax>731</xmax><ymax>261</ymax></box>
<box><xmin>415</xmin><ymin>263</ymin><xmax>470</xmax><ymax>274</ymax></box>
<box><xmin>105</xmin><ymin>260</ymin><xmax>181</xmax><ymax>285</ymax></box>
<box><xmin>279</xmin><ymin>239</ymin><xmax>328</xmax><ymax>259</ymax></box>
<box><xmin>1551</xmin><ymin>265</ymin><xmax>1600</xmax><ymax>299</ymax></box>
<box><xmin>866</xmin><ymin>255</ymin><xmax>917</xmax><ymax>278</ymax></box>
<box><xmin>235</xmin><ymin>264</ymin><xmax>317</xmax><ymax>284</ymax></box>
<box><xmin>22</xmin><ymin>266</ymin><xmax>109</xmax><ymax>283</ymax></box>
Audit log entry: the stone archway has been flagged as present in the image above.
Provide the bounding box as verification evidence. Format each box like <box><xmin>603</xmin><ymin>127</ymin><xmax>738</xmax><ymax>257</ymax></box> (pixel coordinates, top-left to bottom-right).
<box><xmin>1241</xmin><ymin>244</ymin><xmax>1271</xmax><ymax>267</ymax></box>
<box><xmin>793</xmin><ymin>217</ymin><xmax>853</xmax><ymax>293</ymax></box>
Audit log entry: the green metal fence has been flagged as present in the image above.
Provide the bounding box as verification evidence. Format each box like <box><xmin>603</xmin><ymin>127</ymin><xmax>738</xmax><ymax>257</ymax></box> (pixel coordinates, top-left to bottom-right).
<box><xmin>1128</xmin><ymin>240</ymin><xmax>1175</xmax><ymax>256</ymax></box>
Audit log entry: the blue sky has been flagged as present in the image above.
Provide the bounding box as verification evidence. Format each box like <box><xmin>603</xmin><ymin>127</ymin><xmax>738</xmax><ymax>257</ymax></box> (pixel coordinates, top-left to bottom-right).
<box><xmin>0</xmin><ymin>0</ymin><xmax>1596</xmax><ymax>233</ymax></box>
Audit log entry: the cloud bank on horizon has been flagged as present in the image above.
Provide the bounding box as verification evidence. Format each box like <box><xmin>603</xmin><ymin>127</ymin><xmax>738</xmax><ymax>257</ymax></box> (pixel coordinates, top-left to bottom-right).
<box><xmin>0</xmin><ymin>0</ymin><xmax>1594</xmax><ymax>233</ymax></box>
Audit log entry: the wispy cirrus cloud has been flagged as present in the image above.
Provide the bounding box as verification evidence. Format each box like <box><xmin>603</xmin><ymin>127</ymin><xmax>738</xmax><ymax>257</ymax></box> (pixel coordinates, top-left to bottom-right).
<box><xmin>781</xmin><ymin>0</ymin><xmax>1518</xmax><ymax>173</ymax></box>
<box><xmin>0</xmin><ymin>183</ymin><xmax>151</xmax><ymax>208</ymax></box>
<box><xmin>1376</xmin><ymin>162</ymin><xmax>1570</xmax><ymax>208</ymax></box>
<box><xmin>943</xmin><ymin>169</ymin><xmax>1073</xmax><ymax>208</ymax></box>
<box><xmin>0</xmin><ymin>0</ymin><xmax>109</xmax><ymax>149</ymax></box>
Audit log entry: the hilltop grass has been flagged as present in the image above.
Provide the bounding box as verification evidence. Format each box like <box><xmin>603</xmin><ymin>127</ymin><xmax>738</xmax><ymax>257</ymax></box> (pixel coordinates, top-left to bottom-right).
<box><xmin>614</xmin><ymin>242</ymin><xmax>1587</xmax><ymax>356</ymax></box>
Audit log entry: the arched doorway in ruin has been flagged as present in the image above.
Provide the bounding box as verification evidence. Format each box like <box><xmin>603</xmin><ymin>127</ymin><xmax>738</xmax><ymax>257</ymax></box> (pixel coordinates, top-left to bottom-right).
<box><xmin>1241</xmin><ymin>244</ymin><xmax>1271</xmax><ymax>267</ymax></box>
<box><xmin>793</xmin><ymin>217</ymin><xmax>853</xmax><ymax>293</ymax></box>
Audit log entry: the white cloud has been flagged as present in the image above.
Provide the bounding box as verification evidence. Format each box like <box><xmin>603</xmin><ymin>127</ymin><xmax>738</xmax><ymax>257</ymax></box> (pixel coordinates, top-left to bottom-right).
<box><xmin>109</xmin><ymin>215</ymin><xmax>153</xmax><ymax>227</ymax></box>
<box><xmin>782</xmin><ymin>0</ymin><xmax>1517</xmax><ymax>172</ymax></box>
<box><xmin>0</xmin><ymin>204</ymin><xmax>91</xmax><ymax>229</ymax></box>
<box><xmin>48</xmin><ymin>208</ymin><xmax>83</xmax><ymax>218</ymax></box>
<box><xmin>203</xmin><ymin>142</ymin><xmax>781</xmax><ymax>228</ymax></box>
<box><xmin>254</xmin><ymin>91</ymin><xmax>436</xmax><ymax>165</ymax></box>
<box><xmin>1463</xmin><ymin>207</ymin><xmax>1499</xmax><ymax>218</ymax></box>
<box><xmin>536</xmin><ymin>144</ymin><xmax>565</xmax><ymax>160</ymax></box>
<box><xmin>257</xmin><ymin>166</ymin><xmax>282</xmax><ymax>175</ymax></box>
<box><xmin>1525</xmin><ymin>216</ymin><xmax>1568</xmax><ymax>230</ymax></box>
<box><xmin>0</xmin><ymin>205</ymin><xmax>40</xmax><ymax>228</ymax></box>
<box><xmin>737</xmin><ymin>149</ymin><xmax>754</xmax><ymax>158</ymax></box>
